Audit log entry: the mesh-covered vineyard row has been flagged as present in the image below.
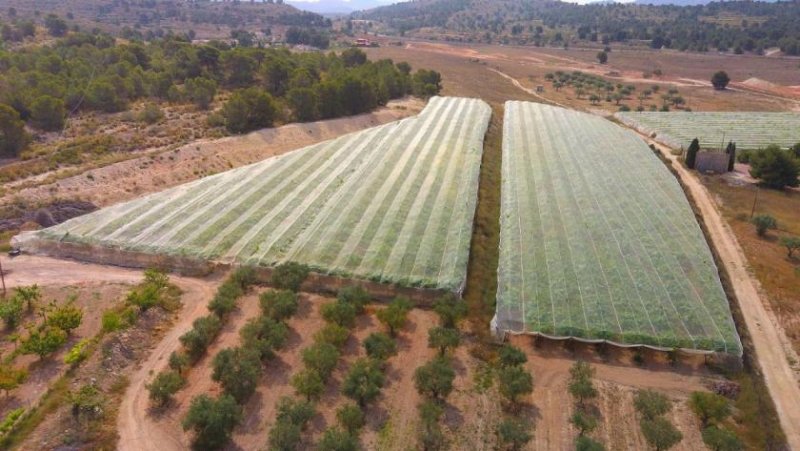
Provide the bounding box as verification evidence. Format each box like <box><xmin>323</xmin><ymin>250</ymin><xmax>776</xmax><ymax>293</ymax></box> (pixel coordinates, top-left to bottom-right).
<box><xmin>497</xmin><ymin>101</ymin><xmax>742</xmax><ymax>354</ymax></box>
<box><xmin>616</xmin><ymin>111</ymin><xmax>800</xmax><ymax>151</ymax></box>
<box><xmin>19</xmin><ymin>97</ymin><xmax>492</xmax><ymax>293</ymax></box>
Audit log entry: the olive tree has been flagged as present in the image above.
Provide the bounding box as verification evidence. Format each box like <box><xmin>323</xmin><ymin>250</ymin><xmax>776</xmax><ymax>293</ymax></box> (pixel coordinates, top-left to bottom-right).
<box><xmin>182</xmin><ymin>394</ymin><xmax>242</xmax><ymax>450</ymax></box>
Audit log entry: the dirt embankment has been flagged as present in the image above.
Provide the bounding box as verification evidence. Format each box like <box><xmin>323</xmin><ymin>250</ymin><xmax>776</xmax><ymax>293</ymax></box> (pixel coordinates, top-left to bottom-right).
<box><xmin>1</xmin><ymin>99</ymin><xmax>423</xmax><ymax>210</ymax></box>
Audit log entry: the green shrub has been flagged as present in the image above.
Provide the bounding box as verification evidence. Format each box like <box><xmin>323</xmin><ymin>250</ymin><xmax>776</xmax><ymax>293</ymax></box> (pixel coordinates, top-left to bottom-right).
<box><xmin>259</xmin><ymin>290</ymin><xmax>298</xmax><ymax>321</ymax></box>
<box><xmin>689</xmin><ymin>391</ymin><xmax>731</xmax><ymax>427</ymax></box>
<box><xmin>271</xmin><ymin>262</ymin><xmax>310</xmax><ymax>292</ymax></box>
<box><xmin>211</xmin><ymin>346</ymin><xmax>262</xmax><ymax>403</ymax></box>
<box><xmin>0</xmin><ymin>365</ymin><xmax>28</xmax><ymax>396</ymax></box>
<box><xmin>240</xmin><ymin>316</ymin><xmax>288</xmax><ymax>360</ymax></box>
<box><xmin>634</xmin><ymin>390</ymin><xmax>672</xmax><ymax>420</ymax></box>
<box><xmin>498</xmin><ymin>345</ymin><xmax>527</xmax><ymax>367</ymax></box>
<box><xmin>291</xmin><ymin>369</ymin><xmax>325</xmax><ymax>401</ymax></box>
<box><xmin>496</xmin><ymin>417</ymin><xmax>533</xmax><ymax>451</ymax></box>
<box><xmin>414</xmin><ymin>357</ymin><xmax>454</xmax><ymax>401</ymax></box>
<box><xmin>576</xmin><ymin>435</ymin><xmax>605</xmax><ymax>451</ymax></box>
<box><xmin>342</xmin><ymin>358</ymin><xmax>384</xmax><ymax>407</ymax></box>
<box><xmin>432</xmin><ymin>293</ymin><xmax>467</xmax><ymax>328</ymax></box>
<box><xmin>180</xmin><ymin>315</ymin><xmax>222</xmax><ymax>361</ymax></box>
<box><xmin>147</xmin><ymin>370</ymin><xmax>185</xmax><ymax>407</ymax></box>
<box><xmin>376</xmin><ymin>296</ymin><xmax>413</xmax><ymax>337</ymax></box>
<box><xmin>497</xmin><ymin>365</ymin><xmax>534</xmax><ymax>406</ymax></box>
<box><xmin>126</xmin><ymin>282</ymin><xmax>161</xmax><ymax>312</ymax></box>
<box><xmin>751</xmin><ymin>214</ymin><xmax>777</xmax><ymax>237</ymax></box>
<box><xmin>138</xmin><ymin>103</ymin><xmax>164</xmax><ymax>124</ymax></box>
<box><xmin>702</xmin><ymin>426</ymin><xmax>743</xmax><ymax>451</ymax></box>
<box><xmin>321</xmin><ymin>301</ymin><xmax>357</xmax><ymax>328</ymax></box>
<box><xmin>101</xmin><ymin>310</ymin><xmax>124</xmax><ymax>332</ymax></box>
<box><xmin>182</xmin><ymin>394</ymin><xmax>242</xmax><ymax>450</ymax></box>
<box><xmin>48</xmin><ymin>302</ymin><xmax>83</xmax><ymax>335</ymax></box>
<box><xmin>168</xmin><ymin>351</ymin><xmax>190</xmax><ymax>375</ymax></box>
<box><xmin>336</xmin><ymin>403</ymin><xmax>365</xmax><ymax>434</ymax></box>
<box><xmin>571</xmin><ymin>410</ymin><xmax>598</xmax><ymax>435</ymax></box>
<box><xmin>337</xmin><ymin>286</ymin><xmax>370</xmax><ymax>314</ymax></box>
<box><xmin>21</xmin><ymin>327</ymin><xmax>67</xmax><ymax>360</ymax></box>
<box><xmin>427</xmin><ymin>327</ymin><xmax>460</xmax><ymax>356</ymax></box>
<box><xmin>569</xmin><ymin>361</ymin><xmax>597</xmax><ymax>407</ymax></box>
<box><xmin>318</xmin><ymin>427</ymin><xmax>358</xmax><ymax>451</ymax></box>
<box><xmin>363</xmin><ymin>332</ymin><xmax>397</xmax><ymax>361</ymax></box>
<box><xmin>0</xmin><ymin>296</ymin><xmax>24</xmax><ymax>330</ymax></box>
<box><xmin>640</xmin><ymin>417</ymin><xmax>683</xmax><ymax>451</ymax></box>
<box><xmin>302</xmin><ymin>342</ymin><xmax>340</xmax><ymax>380</ymax></box>
<box><xmin>0</xmin><ymin>408</ymin><xmax>25</xmax><ymax>435</ymax></box>
<box><xmin>64</xmin><ymin>338</ymin><xmax>92</xmax><ymax>365</ymax></box>
<box><xmin>314</xmin><ymin>323</ymin><xmax>350</xmax><ymax>348</ymax></box>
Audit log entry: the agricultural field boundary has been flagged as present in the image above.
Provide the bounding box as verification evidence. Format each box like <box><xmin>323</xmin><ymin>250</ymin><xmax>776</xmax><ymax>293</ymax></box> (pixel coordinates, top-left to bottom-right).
<box><xmin>495</xmin><ymin>101</ymin><xmax>742</xmax><ymax>356</ymax></box>
<box><xmin>13</xmin><ymin>97</ymin><xmax>491</xmax><ymax>298</ymax></box>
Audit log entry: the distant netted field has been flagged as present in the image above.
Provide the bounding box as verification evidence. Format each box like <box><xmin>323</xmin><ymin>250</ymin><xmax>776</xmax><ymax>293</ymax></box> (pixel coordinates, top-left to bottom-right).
<box><xmin>616</xmin><ymin>111</ymin><xmax>800</xmax><ymax>150</ymax></box>
<box><xmin>18</xmin><ymin>97</ymin><xmax>492</xmax><ymax>293</ymax></box>
<box><xmin>497</xmin><ymin>102</ymin><xmax>742</xmax><ymax>354</ymax></box>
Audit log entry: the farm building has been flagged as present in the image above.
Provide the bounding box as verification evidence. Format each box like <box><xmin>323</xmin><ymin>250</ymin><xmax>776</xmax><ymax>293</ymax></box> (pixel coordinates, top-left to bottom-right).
<box><xmin>496</xmin><ymin>101</ymin><xmax>742</xmax><ymax>355</ymax></box>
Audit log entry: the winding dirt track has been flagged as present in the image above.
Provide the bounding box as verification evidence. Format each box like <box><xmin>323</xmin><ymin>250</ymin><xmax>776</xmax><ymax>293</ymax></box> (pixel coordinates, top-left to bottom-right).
<box><xmin>116</xmin><ymin>276</ymin><xmax>219</xmax><ymax>451</ymax></box>
<box><xmin>643</xmin><ymin>137</ymin><xmax>800</xmax><ymax>449</ymax></box>
<box><xmin>2</xmin><ymin>255</ymin><xmax>218</xmax><ymax>451</ymax></box>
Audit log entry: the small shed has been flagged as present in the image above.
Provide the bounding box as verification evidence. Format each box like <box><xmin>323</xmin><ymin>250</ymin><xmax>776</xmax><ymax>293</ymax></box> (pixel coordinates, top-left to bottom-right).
<box><xmin>695</xmin><ymin>151</ymin><xmax>731</xmax><ymax>174</ymax></box>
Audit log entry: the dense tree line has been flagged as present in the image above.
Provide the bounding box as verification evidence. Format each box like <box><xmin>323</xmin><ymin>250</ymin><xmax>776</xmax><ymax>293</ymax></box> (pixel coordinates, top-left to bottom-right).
<box><xmin>359</xmin><ymin>0</ymin><xmax>800</xmax><ymax>55</ymax></box>
<box><xmin>2</xmin><ymin>1</ymin><xmax>330</xmax><ymax>39</ymax></box>
<box><xmin>0</xmin><ymin>28</ymin><xmax>440</xmax><ymax>156</ymax></box>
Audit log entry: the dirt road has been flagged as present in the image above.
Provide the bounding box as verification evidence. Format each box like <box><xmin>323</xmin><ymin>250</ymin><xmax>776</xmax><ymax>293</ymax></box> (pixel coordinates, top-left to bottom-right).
<box><xmin>642</xmin><ymin>137</ymin><xmax>800</xmax><ymax>449</ymax></box>
<box><xmin>3</xmin><ymin>255</ymin><xmax>144</xmax><ymax>287</ymax></box>
<box><xmin>116</xmin><ymin>274</ymin><xmax>220</xmax><ymax>451</ymax></box>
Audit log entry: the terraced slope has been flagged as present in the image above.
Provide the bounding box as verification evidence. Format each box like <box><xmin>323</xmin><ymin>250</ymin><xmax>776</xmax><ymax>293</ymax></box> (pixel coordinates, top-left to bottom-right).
<box><xmin>497</xmin><ymin>101</ymin><xmax>742</xmax><ymax>354</ymax></box>
<box><xmin>616</xmin><ymin>111</ymin><xmax>800</xmax><ymax>151</ymax></box>
<box><xmin>18</xmin><ymin>97</ymin><xmax>492</xmax><ymax>292</ymax></box>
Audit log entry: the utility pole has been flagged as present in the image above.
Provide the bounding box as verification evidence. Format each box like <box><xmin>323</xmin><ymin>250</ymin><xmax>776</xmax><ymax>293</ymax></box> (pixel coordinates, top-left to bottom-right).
<box><xmin>750</xmin><ymin>185</ymin><xmax>760</xmax><ymax>220</ymax></box>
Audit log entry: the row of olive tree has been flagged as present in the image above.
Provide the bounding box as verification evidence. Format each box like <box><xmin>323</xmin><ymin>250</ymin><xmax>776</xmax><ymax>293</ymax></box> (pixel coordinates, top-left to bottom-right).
<box><xmin>181</xmin><ymin>263</ymin><xmax>309</xmax><ymax>450</ymax></box>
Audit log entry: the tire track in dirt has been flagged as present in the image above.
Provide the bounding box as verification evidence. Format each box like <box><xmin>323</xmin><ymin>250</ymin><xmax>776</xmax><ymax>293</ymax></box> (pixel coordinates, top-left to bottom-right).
<box><xmin>116</xmin><ymin>275</ymin><xmax>223</xmax><ymax>451</ymax></box>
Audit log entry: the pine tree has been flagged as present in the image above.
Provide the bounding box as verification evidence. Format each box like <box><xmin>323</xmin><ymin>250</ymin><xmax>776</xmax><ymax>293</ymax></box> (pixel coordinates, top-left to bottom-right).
<box><xmin>725</xmin><ymin>141</ymin><xmax>736</xmax><ymax>172</ymax></box>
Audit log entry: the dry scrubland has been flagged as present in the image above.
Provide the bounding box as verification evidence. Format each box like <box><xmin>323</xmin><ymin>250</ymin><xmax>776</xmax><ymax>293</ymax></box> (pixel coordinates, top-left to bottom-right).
<box><xmin>702</xmin><ymin>175</ymin><xmax>800</xmax><ymax>355</ymax></box>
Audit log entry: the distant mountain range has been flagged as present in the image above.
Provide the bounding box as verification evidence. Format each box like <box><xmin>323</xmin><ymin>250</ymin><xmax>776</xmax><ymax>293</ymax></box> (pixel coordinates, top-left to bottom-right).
<box><xmin>286</xmin><ymin>0</ymin><xmax>406</xmax><ymax>15</ymax></box>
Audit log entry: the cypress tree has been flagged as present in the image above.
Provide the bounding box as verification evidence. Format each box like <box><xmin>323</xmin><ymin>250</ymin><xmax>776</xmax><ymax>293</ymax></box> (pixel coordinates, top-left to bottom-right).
<box><xmin>686</xmin><ymin>138</ymin><xmax>700</xmax><ymax>169</ymax></box>
<box><xmin>725</xmin><ymin>141</ymin><xmax>736</xmax><ymax>172</ymax></box>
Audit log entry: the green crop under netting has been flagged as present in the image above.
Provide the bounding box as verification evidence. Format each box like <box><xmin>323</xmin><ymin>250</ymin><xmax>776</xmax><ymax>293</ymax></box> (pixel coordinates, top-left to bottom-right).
<box><xmin>616</xmin><ymin>111</ymin><xmax>800</xmax><ymax>151</ymax></box>
<box><xmin>497</xmin><ymin>101</ymin><xmax>742</xmax><ymax>355</ymax></box>
<box><xmin>19</xmin><ymin>97</ymin><xmax>492</xmax><ymax>293</ymax></box>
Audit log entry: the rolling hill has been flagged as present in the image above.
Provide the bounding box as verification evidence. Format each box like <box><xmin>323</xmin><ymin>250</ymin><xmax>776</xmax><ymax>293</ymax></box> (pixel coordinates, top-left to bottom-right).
<box><xmin>355</xmin><ymin>0</ymin><xmax>800</xmax><ymax>55</ymax></box>
<box><xmin>0</xmin><ymin>0</ymin><xmax>329</xmax><ymax>39</ymax></box>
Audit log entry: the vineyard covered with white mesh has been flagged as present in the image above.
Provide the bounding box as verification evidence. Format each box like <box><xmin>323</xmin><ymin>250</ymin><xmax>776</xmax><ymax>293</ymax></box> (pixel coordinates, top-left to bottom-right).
<box><xmin>19</xmin><ymin>97</ymin><xmax>491</xmax><ymax>293</ymax></box>
<box><xmin>616</xmin><ymin>111</ymin><xmax>800</xmax><ymax>151</ymax></box>
<box><xmin>497</xmin><ymin>102</ymin><xmax>741</xmax><ymax>354</ymax></box>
